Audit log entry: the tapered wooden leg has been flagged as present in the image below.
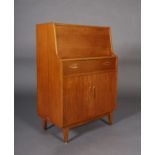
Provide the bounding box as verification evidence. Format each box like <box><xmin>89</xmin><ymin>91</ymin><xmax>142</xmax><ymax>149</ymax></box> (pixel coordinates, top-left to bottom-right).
<box><xmin>63</xmin><ymin>128</ymin><xmax>69</xmax><ymax>143</ymax></box>
<box><xmin>108</xmin><ymin>112</ymin><xmax>112</xmax><ymax>125</ymax></box>
<box><xmin>42</xmin><ymin>120</ymin><xmax>47</xmax><ymax>130</ymax></box>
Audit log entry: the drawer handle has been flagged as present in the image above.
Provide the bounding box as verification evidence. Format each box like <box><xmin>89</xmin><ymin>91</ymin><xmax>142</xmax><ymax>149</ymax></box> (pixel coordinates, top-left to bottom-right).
<box><xmin>103</xmin><ymin>61</ymin><xmax>111</xmax><ymax>65</ymax></box>
<box><xmin>69</xmin><ymin>63</ymin><xmax>78</xmax><ymax>69</ymax></box>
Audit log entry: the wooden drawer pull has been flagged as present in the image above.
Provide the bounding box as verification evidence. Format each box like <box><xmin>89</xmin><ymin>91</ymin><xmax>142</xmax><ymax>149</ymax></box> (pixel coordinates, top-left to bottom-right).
<box><xmin>103</xmin><ymin>61</ymin><xmax>111</xmax><ymax>65</ymax></box>
<box><xmin>69</xmin><ymin>63</ymin><xmax>78</xmax><ymax>69</ymax></box>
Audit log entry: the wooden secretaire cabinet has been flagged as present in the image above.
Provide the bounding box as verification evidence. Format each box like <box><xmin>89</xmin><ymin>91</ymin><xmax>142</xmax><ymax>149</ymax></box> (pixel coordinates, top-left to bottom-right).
<box><xmin>36</xmin><ymin>22</ymin><xmax>118</xmax><ymax>143</ymax></box>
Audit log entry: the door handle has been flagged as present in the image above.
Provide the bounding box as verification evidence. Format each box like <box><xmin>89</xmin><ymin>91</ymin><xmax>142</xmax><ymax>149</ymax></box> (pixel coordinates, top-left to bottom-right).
<box><xmin>88</xmin><ymin>86</ymin><xmax>92</xmax><ymax>100</ymax></box>
<box><xmin>93</xmin><ymin>86</ymin><xmax>96</xmax><ymax>98</ymax></box>
<box><xmin>89</xmin><ymin>86</ymin><xmax>96</xmax><ymax>99</ymax></box>
<box><xmin>103</xmin><ymin>61</ymin><xmax>111</xmax><ymax>65</ymax></box>
<box><xmin>69</xmin><ymin>63</ymin><xmax>78</xmax><ymax>69</ymax></box>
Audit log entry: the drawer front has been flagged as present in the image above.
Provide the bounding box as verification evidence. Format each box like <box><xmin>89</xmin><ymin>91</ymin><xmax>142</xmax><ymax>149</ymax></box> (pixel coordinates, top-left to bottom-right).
<box><xmin>63</xmin><ymin>57</ymin><xmax>116</xmax><ymax>76</ymax></box>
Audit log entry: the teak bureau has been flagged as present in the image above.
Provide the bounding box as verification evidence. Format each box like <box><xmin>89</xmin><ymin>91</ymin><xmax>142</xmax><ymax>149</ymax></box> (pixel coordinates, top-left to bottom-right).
<box><xmin>36</xmin><ymin>22</ymin><xmax>118</xmax><ymax>143</ymax></box>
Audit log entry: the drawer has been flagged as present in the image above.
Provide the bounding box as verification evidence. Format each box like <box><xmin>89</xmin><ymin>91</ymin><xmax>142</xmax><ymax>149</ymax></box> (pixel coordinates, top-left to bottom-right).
<box><xmin>63</xmin><ymin>57</ymin><xmax>116</xmax><ymax>76</ymax></box>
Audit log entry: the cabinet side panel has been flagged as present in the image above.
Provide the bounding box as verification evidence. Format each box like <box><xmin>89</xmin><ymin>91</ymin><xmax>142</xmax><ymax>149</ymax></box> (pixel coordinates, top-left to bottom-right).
<box><xmin>47</xmin><ymin>24</ymin><xmax>63</xmax><ymax>127</ymax></box>
<box><xmin>36</xmin><ymin>24</ymin><xmax>49</xmax><ymax>119</ymax></box>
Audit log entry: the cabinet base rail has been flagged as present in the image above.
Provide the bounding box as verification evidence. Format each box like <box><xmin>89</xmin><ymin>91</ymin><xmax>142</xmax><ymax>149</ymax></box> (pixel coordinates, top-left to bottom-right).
<box><xmin>41</xmin><ymin>112</ymin><xmax>113</xmax><ymax>143</ymax></box>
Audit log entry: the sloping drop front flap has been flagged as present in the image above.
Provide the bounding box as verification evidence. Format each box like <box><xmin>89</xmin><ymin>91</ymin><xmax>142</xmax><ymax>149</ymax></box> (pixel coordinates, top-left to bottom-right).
<box><xmin>55</xmin><ymin>23</ymin><xmax>113</xmax><ymax>59</ymax></box>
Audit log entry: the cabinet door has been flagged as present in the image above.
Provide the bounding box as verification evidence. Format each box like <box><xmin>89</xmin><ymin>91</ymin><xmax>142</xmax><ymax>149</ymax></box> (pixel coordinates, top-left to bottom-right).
<box><xmin>63</xmin><ymin>75</ymin><xmax>95</xmax><ymax>126</ymax></box>
<box><xmin>93</xmin><ymin>72</ymin><xmax>117</xmax><ymax>115</ymax></box>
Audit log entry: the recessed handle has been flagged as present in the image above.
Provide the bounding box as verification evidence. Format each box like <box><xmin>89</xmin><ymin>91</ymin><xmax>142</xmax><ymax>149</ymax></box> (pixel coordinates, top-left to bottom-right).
<box><xmin>69</xmin><ymin>63</ymin><xmax>78</xmax><ymax>69</ymax></box>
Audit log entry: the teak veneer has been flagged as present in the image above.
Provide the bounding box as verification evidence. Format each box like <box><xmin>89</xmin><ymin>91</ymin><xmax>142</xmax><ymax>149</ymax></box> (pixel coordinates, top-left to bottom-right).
<box><xmin>36</xmin><ymin>22</ymin><xmax>118</xmax><ymax>143</ymax></box>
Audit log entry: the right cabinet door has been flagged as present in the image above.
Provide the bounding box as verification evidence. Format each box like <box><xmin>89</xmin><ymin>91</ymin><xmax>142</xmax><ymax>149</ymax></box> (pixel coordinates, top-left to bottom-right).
<box><xmin>93</xmin><ymin>72</ymin><xmax>117</xmax><ymax>115</ymax></box>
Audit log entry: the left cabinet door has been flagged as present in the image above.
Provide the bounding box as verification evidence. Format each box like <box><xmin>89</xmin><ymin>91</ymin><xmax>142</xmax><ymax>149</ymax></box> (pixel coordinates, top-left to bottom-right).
<box><xmin>63</xmin><ymin>75</ymin><xmax>95</xmax><ymax>126</ymax></box>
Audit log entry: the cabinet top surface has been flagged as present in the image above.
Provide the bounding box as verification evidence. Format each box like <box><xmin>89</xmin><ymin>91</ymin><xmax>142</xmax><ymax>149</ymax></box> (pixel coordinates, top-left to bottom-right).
<box><xmin>38</xmin><ymin>22</ymin><xmax>110</xmax><ymax>29</ymax></box>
